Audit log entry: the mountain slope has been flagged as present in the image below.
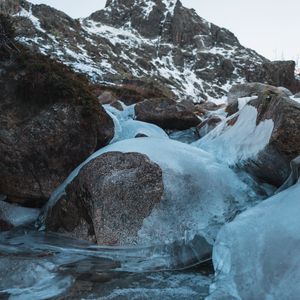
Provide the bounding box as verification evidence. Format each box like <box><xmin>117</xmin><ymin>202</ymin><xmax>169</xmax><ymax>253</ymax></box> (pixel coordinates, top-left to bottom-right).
<box><xmin>1</xmin><ymin>0</ymin><xmax>294</xmax><ymax>100</ymax></box>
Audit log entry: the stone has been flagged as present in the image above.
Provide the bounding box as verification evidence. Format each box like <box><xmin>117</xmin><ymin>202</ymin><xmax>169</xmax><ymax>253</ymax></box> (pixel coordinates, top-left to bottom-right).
<box><xmin>135</xmin><ymin>98</ymin><xmax>201</xmax><ymax>130</ymax></box>
<box><xmin>45</xmin><ymin>152</ymin><xmax>164</xmax><ymax>245</ymax></box>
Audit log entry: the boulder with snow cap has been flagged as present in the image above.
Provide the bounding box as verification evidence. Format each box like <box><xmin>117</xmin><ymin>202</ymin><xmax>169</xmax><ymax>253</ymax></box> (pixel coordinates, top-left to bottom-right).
<box><xmin>135</xmin><ymin>98</ymin><xmax>201</xmax><ymax>130</ymax></box>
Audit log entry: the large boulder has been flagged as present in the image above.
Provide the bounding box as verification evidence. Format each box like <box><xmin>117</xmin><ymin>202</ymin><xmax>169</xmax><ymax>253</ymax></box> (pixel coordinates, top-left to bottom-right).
<box><xmin>135</xmin><ymin>98</ymin><xmax>201</xmax><ymax>130</ymax></box>
<box><xmin>245</xmin><ymin>91</ymin><xmax>300</xmax><ymax>186</ymax></box>
<box><xmin>45</xmin><ymin>152</ymin><xmax>164</xmax><ymax>245</ymax></box>
<box><xmin>247</xmin><ymin>60</ymin><xmax>300</xmax><ymax>93</ymax></box>
<box><xmin>0</xmin><ymin>42</ymin><xmax>114</xmax><ymax>207</ymax></box>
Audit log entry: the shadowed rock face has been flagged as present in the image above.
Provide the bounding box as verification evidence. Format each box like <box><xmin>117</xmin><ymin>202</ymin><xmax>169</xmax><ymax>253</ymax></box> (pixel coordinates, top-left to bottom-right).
<box><xmin>135</xmin><ymin>98</ymin><xmax>201</xmax><ymax>130</ymax></box>
<box><xmin>3</xmin><ymin>0</ymin><xmax>278</xmax><ymax>100</ymax></box>
<box><xmin>245</xmin><ymin>91</ymin><xmax>300</xmax><ymax>186</ymax></box>
<box><xmin>0</xmin><ymin>42</ymin><xmax>114</xmax><ymax>207</ymax></box>
<box><xmin>45</xmin><ymin>152</ymin><xmax>164</xmax><ymax>245</ymax></box>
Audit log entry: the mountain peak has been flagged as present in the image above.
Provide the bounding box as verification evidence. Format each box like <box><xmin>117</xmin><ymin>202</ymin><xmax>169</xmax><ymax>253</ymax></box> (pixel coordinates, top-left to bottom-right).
<box><xmin>5</xmin><ymin>0</ymin><xmax>276</xmax><ymax>100</ymax></box>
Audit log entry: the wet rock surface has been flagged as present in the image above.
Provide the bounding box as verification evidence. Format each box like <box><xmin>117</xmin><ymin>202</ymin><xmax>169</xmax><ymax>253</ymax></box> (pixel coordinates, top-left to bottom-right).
<box><xmin>45</xmin><ymin>152</ymin><xmax>164</xmax><ymax>245</ymax></box>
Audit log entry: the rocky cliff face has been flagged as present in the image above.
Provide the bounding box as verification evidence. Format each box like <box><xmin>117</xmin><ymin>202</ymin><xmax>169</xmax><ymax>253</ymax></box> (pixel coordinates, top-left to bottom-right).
<box><xmin>3</xmin><ymin>0</ymin><xmax>293</xmax><ymax>101</ymax></box>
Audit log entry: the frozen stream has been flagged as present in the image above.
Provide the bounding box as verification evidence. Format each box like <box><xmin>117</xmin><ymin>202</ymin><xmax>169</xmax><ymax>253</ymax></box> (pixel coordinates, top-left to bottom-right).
<box><xmin>0</xmin><ymin>102</ymin><xmax>284</xmax><ymax>299</ymax></box>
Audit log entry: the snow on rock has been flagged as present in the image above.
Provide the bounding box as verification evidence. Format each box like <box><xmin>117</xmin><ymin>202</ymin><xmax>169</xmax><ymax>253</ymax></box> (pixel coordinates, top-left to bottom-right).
<box><xmin>208</xmin><ymin>180</ymin><xmax>300</xmax><ymax>300</ymax></box>
<box><xmin>10</xmin><ymin>0</ymin><xmax>267</xmax><ymax>101</ymax></box>
<box><xmin>41</xmin><ymin>138</ymin><xmax>257</xmax><ymax>245</ymax></box>
<box><xmin>195</xmin><ymin>105</ymin><xmax>274</xmax><ymax>165</ymax></box>
<box><xmin>18</xmin><ymin>5</ymin><xmax>46</xmax><ymax>33</ymax></box>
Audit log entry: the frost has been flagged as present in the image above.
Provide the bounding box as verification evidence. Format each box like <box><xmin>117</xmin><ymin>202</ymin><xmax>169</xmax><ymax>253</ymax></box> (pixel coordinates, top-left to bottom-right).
<box><xmin>195</xmin><ymin>105</ymin><xmax>274</xmax><ymax>165</ymax></box>
<box><xmin>208</xmin><ymin>180</ymin><xmax>300</xmax><ymax>300</ymax></box>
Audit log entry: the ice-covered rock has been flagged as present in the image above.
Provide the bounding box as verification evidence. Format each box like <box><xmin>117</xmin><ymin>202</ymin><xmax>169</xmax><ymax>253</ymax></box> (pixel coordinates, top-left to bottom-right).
<box><xmin>0</xmin><ymin>201</ymin><xmax>39</xmax><ymax>231</ymax></box>
<box><xmin>208</xmin><ymin>179</ymin><xmax>300</xmax><ymax>300</ymax></box>
<box><xmin>197</xmin><ymin>87</ymin><xmax>300</xmax><ymax>187</ymax></box>
<box><xmin>41</xmin><ymin>138</ymin><xmax>258</xmax><ymax>246</ymax></box>
<box><xmin>195</xmin><ymin>105</ymin><xmax>274</xmax><ymax>166</ymax></box>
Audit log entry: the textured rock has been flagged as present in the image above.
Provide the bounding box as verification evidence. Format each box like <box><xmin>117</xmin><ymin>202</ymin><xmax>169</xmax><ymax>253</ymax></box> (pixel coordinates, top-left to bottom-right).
<box><xmin>245</xmin><ymin>91</ymin><xmax>300</xmax><ymax>186</ymax></box>
<box><xmin>135</xmin><ymin>98</ymin><xmax>201</xmax><ymax>130</ymax></box>
<box><xmin>247</xmin><ymin>61</ymin><xmax>300</xmax><ymax>94</ymax></box>
<box><xmin>45</xmin><ymin>152</ymin><xmax>164</xmax><ymax>245</ymax></box>
<box><xmin>226</xmin><ymin>82</ymin><xmax>293</xmax><ymax>116</ymax></box>
<box><xmin>2</xmin><ymin>0</ymin><xmax>276</xmax><ymax>100</ymax></box>
<box><xmin>0</xmin><ymin>43</ymin><xmax>114</xmax><ymax>207</ymax></box>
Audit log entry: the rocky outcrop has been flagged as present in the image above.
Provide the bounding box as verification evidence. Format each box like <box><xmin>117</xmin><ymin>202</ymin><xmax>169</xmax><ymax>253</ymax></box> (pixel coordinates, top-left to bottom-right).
<box><xmin>2</xmin><ymin>0</ymin><xmax>274</xmax><ymax>100</ymax></box>
<box><xmin>45</xmin><ymin>152</ymin><xmax>164</xmax><ymax>245</ymax></box>
<box><xmin>135</xmin><ymin>98</ymin><xmax>201</xmax><ymax>130</ymax></box>
<box><xmin>0</xmin><ymin>40</ymin><xmax>114</xmax><ymax>207</ymax></box>
<box><xmin>94</xmin><ymin>79</ymin><xmax>175</xmax><ymax>106</ymax></box>
<box><xmin>245</xmin><ymin>90</ymin><xmax>300</xmax><ymax>186</ymax></box>
<box><xmin>226</xmin><ymin>82</ymin><xmax>293</xmax><ymax>116</ymax></box>
<box><xmin>247</xmin><ymin>61</ymin><xmax>300</xmax><ymax>94</ymax></box>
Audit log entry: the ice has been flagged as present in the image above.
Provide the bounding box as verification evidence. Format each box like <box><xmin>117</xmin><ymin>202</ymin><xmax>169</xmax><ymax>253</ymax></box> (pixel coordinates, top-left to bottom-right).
<box><xmin>208</xmin><ymin>179</ymin><xmax>300</xmax><ymax>300</ymax></box>
<box><xmin>195</xmin><ymin>105</ymin><xmax>274</xmax><ymax>165</ymax></box>
<box><xmin>290</xmin><ymin>95</ymin><xmax>300</xmax><ymax>104</ymax></box>
<box><xmin>237</xmin><ymin>96</ymin><xmax>258</xmax><ymax>111</ymax></box>
<box><xmin>0</xmin><ymin>201</ymin><xmax>39</xmax><ymax>227</ymax></box>
<box><xmin>0</xmin><ymin>256</ymin><xmax>73</xmax><ymax>300</ymax></box>
<box><xmin>42</xmin><ymin>138</ymin><xmax>258</xmax><ymax>246</ymax></box>
<box><xmin>104</xmin><ymin>103</ymin><xmax>168</xmax><ymax>142</ymax></box>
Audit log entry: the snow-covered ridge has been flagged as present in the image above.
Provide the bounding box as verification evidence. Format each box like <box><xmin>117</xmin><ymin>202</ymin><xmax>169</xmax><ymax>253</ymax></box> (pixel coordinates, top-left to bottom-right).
<box><xmin>11</xmin><ymin>0</ymin><xmax>266</xmax><ymax>100</ymax></box>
